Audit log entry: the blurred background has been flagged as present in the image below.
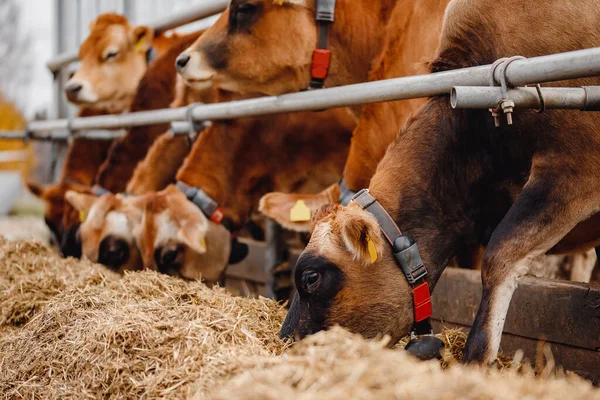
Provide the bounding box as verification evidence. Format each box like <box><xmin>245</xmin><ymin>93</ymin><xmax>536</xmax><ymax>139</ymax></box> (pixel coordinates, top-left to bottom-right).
<box><xmin>0</xmin><ymin>0</ymin><xmax>214</xmax><ymax>217</ymax></box>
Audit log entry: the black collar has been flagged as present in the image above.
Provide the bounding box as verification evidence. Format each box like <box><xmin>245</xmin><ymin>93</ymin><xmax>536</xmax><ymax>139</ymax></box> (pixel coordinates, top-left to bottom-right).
<box><xmin>146</xmin><ymin>47</ymin><xmax>157</xmax><ymax>66</ymax></box>
<box><xmin>308</xmin><ymin>0</ymin><xmax>336</xmax><ymax>90</ymax></box>
<box><xmin>338</xmin><ymin>179</ymin><xmax>356</xmax><ymax>206</ymax></box>
<box><xmin>351</xmin><ymin>188</ymin><xmax>433</xmax><ymax>335</ymax></box>
<box><xmin>176</xmin><ymin>181</ymin><xmax>235</xmax><ymax>233</ymax></box>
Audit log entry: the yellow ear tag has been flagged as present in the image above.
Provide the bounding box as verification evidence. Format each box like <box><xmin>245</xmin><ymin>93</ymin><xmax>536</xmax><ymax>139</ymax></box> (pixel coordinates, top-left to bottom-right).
<box><xmin>199</xmin><ymin>235</ymin><xmax>207</xmax><ymax>250</ymax></box>
<box><xmin>79</xmin><ymin>210</ymin><xmax>88</xmax><ymax>223</ymax></box>
<box><xmin>290</xmin><ymin>200</ymin><xmax>311</xmax><ymax>222</ymax></box>
<box><xmin>273</xmin><ymin>0</ymin><xmax>285</xmax><ymax>5</ymax></box>
<box><xmin>134</xmin><ymin>39</ymin><xmax>145</xmax><ymax>54</ymax></box>
<box><xmin>367</xmin><ymin>235</ymin><xmax>378</xmax><ymax>263</ymax></box>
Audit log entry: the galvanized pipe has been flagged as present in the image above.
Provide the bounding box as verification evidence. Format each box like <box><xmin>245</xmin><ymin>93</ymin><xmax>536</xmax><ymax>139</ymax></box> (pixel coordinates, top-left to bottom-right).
<box><xmin>10</xmin><ymin>46</ymin><xmax>600</xmax><ymax>137</ymax></box>
<box><xmin>451</xmin><ymin>86</ymin><xmax>600</xmax><ymax>110</ymax></box>
<box><xmin>46</xmin><ymin>0</ymin><xmax>229</xmax><ymax>73</ymax></box>
<box><xmin>0</xmin><ymin>130</ymin><xmax>126</xmax><ymax>142</ymax></box>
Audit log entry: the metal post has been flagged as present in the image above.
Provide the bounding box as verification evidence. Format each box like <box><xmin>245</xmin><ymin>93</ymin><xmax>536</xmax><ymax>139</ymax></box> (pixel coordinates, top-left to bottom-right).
<box><xmin>265</xmin><ymin>220</ymin><xmax>290</xmax><ymax>302</ymax></box>
<box><xmin>451</xmin><ymin>86</ymin><xmax>600</xmax><ymax>111</ymax></box>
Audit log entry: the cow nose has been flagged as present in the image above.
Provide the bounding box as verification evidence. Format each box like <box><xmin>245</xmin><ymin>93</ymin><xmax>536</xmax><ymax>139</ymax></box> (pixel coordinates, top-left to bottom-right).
<box><xmin>65</xmin><ymin>83</ymin><xmax>83</xmax><ymax>100</ymax></box>
<box><xmin>176</xmin><ymin>54</ymin><xmax>191</xmax><ymax>71</ymax></box>
<box><xmin>98</xmin><ymin>236</ymin><xmax>130</xmax><ymax>270</ymax></box>
<box><xmin>154</xmin><ymin>246</ymin><xmax>184</xmax><ymax>276</ymax></box>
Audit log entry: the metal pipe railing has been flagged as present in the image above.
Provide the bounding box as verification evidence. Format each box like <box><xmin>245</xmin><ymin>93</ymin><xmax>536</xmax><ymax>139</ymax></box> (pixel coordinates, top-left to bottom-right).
<box><xmin>451</xmin><ymin>86</ymin><xmax>600</xmax><ymax>110</ymax></box>
<box><xmin>13</xmin><ymin>46</ymin><xmax>600</xmax><ymax>137</ymax></box>
<box><xmin>0</xmin><ymin>130</ymin><xmax>126</xmax><ymax>142</ymax></box>
<box><xmin>46</xmin><ymin>0</ymin><xmax>229</xmax><ymax>73</ymax></box>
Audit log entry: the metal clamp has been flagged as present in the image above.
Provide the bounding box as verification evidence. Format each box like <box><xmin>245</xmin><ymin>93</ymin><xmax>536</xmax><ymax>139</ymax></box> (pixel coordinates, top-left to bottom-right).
<box><xmin>66</xmin><ymin>118</ymin><xmax>78</xmax><ymax>146</ymax></box>
<box><xmin>534</xmin><ymin>84</ymin><xmax>546</xmax><ymax>113</ymax></box>
<box><xmin>488</xmin><ymin>56</ymin><xmax>526</xmax><ymax>126</ymax></box>
<box><xmin>185</xmin><ymin>103</ymin><xmax>207</xmax><ymax>135</ymax></box>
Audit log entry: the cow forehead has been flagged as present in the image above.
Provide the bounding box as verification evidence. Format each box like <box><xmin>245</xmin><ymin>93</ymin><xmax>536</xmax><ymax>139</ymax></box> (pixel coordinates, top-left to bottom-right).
<box><xmin>152</xmin><ymin>209</ymin><xmax>179</xmax><ymax>247</ymax></box>
<box><xmin>105</xmin><ymin>211</ymin><xmax>131</xmax><ymax>238</ymax></box>
<box><xmin>80</xmin><ymin>24</ymin><xmax>130</xmax><ymax>60</ymax></box>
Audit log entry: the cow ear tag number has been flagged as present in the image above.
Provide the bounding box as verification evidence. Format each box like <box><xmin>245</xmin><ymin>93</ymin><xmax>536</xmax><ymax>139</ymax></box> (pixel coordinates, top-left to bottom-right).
<box><xmin>290</xmin><ymin>200</ymin><xmax>311</xmax><ymax>222</ymax></box>
<box><xmin>79</xmin><ymin>210</ymin><xmax>88</xmax><ymax>223</ymax></box>
<box><xmin>366</xmin><ymin>235</ymin><xmax>378</xmax><ymax>263</ymax></box>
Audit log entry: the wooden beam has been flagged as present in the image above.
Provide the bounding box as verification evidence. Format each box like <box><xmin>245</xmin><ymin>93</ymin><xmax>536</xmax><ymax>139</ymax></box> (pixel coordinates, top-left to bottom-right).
<box><xmin>432</xmin><ymin>268</ymin><xmax>600</xmax><ymax>350</ymax></box>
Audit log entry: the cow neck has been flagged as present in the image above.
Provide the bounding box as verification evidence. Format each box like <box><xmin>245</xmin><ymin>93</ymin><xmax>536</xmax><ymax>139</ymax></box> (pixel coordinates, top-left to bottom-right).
<box><xmin>320</xmin><ymin>0</ymin><xmax>397</xmax><ymax>91</ymax></box>
<box><xmin>367</xmin><ymin>98</ymin><xmax>473</xmax><ymax>290</ymax></box>
<box><xmin>351</xmin><ymin>188</ymin><xmax>434</xmax><ymax>336</ymax></box>
<box><xmin>175</xmin><ymin>124</ymin><xmax>244</xmax><ymax>231</ymax></box>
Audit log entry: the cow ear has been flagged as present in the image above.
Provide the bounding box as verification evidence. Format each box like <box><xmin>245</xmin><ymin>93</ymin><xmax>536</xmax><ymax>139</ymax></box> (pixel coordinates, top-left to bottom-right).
<box><xmin>65</xmin><ymin>191</ymin><xmax>96</xmax><ymax>213</ymax></box>
<box><xmin>259</xmin><ymin>183</ymin><xmax>340</xmax><ymax>232</ymax></box>
<box><xmin>131</xmin><ymin>25</ymin><xmax>154</xmax><ymax>53</ymax></box>
<box><xmin>178</xmin><ymin>220</ymin><xmax>208</xmax><ymax>254</ymax></box>
<box><xmin>339</xmin><ymin>207</ymin><xmax>384</xmax><ymax>265</ymax></box>
<box><xmin>27</xmin><ymin>181</ymin><xmax>45</xmax><ymax>198</ymax></box>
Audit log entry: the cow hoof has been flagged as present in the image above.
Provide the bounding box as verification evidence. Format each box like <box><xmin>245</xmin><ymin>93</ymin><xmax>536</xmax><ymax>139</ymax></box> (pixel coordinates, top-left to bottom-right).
<box><xmin>405</xmin><ymin>335</ymin><xmax>445</xmax><ymax>361</ymax></box>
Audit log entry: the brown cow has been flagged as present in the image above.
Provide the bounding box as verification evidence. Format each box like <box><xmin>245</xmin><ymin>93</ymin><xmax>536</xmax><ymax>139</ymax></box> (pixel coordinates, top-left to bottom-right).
<box><xmin>28</xmin><ymin>13</ymin><xmax>177</xmax><ymax>255</ymax></box>
<box><xmin>64</xmin><ymin>73</ymin><xmax>215</xmax><ymax>271</ymax></box>
<box><xmin>176</xmin><ymin>0</ymin><xmax>397</xmax><ymax>98</ymax></box>
<box><xmin>127</xmin><ymin>102</ymin><xmax>355</xmax><ymax>281</ymax></box>
<box><xmin>94</xmin><ymin>30</ymin><xmax>207</xmax><ymax>193</ymax></box>
<box><xmin>51</xmin><ymin>29</ymin><xmax>205</xmax><ymax>260</ymax></box>
<box><xmin>280</xmin><ymin>0</ymin><xmax>600</xmax><ymax>365</ymax></box>
<box><xmin>258</xmin><ymin>0</ymin><xmax>450</xmax><ymax>231</ymax></box>
<box><xmin>65</xmin><ymin>190</ymin><xmax>143</xmax><ymax>272</ymax></box>
<box><xmin>65</xmin><ymin>13</ymin><xmax>174</xmax><ymax>113</ymax></box>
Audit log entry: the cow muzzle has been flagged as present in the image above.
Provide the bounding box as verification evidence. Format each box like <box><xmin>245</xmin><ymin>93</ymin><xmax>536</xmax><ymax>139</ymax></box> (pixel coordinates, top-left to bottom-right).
<box><xmin>98</xmin><ymin>236</ymin><xmax>130</xmax><ymax>271</ymax></box>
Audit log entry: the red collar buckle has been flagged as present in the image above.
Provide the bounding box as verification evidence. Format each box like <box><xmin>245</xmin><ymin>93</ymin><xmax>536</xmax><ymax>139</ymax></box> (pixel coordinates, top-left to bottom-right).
<box><xmin>311</xmin><ymin>49</ymin><xmax>331</xmax><ymax>81</ymax></box>
<box><xmin>413</xmin><ymin>281</ymin><xmax>432</xmax><ymax>322</ymax></box>
<box><xmin>210</xmin><ymin>207</ymin><xmax>225</xmax><ymax>224</ymax></box>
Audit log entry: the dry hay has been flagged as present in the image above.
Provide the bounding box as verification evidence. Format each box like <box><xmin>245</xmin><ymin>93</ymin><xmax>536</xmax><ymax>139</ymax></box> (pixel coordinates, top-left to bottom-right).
<box><xmin>204</xmin><ymin>327</ymin><xmax>599</xmax><ymax>400</ymax></box>
<box><xmin>0</xmin><ymin>239</ymin><xmax>598</xmax><ymax>399</ymax></box>
<box><xmin>0</xmin><ymin>237</ymin><xmax>119</xmax><ymax>327</ymax></box>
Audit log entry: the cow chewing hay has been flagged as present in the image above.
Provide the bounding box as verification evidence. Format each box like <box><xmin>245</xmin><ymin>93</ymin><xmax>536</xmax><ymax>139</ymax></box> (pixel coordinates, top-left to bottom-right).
<box><xmin>0</xmin><ymin>238</ymin><xmax>598</xmax><ymax>399</ymax></box>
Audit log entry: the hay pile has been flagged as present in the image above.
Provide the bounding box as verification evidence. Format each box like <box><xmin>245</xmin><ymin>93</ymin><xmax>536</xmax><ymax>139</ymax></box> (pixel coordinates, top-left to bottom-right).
<box><xmin>0</xmin><ymin>239</ymin><xmax>598</xmax><ymax>399</ymax></box>
<box><xmin>205</xmin><ymin>327</ymin><xmax>599</xmax><ymax>400</ymax></box>
<box><xmin>0</xmin><ymin>238</ymin><xmax>118</xmax><ymax>327</ymax></box>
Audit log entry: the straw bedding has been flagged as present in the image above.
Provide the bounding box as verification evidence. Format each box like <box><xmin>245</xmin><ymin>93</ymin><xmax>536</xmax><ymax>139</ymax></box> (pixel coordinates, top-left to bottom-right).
<box><xmin>0</xmin><ymin>239</ymin><xmax>598</xmax><ymax>399</ymax></box>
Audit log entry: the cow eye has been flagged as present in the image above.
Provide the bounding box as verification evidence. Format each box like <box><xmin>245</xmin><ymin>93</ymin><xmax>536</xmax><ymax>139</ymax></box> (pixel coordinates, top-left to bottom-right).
<box><xmin>235</xmin><ymin>3</ymin><xmax>258</xmax><ymax>25</ymax></box>
<box><xmin>104</xmin><ymin>50</ymin><xmax>119</xmax><ymax>61</ymax></box>
<box><xmin>301</xmin><ymin>270</ymin><xmax>321</xmax><ymax>292</ymax></box>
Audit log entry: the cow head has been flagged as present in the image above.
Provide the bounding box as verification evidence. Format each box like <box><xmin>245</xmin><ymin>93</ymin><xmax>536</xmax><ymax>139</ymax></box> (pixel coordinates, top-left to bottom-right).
<box><xmin>65</xmin><ymin>191</ymin><xmax>142</xmax><ymax>273</ymax></box>
<box><xmin>27</xmin><ymin>181</ymin><xmax>92</xmax><ymax>257</ymax></box>
<box><xmin>280</xmin><ymin>202</ymin><xmax>413</xmax><ymax>344</ymax></box>
<box><xmin>130</xmin><ymin>185</ymin><xmax>231</xmax><ymax>282</ymax></box>
<box><xmin>65</xmin><ymin>13</ymin><xmax>154</xmax><ymax>112</ymax></box>
<box><xmin>176</xmin><ymin>0</ymin><xmax>317</xmax><ymax>95</ymax></box>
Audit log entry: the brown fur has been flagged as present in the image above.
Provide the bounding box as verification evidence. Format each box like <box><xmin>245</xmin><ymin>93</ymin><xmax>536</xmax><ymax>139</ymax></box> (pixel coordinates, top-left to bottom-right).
<box><xmin>69</xmin><ymin>13</ymin><xmax>171</xmax><ymax>113</ymax></box>
<box><xmin>135</xmin><ymin>102</ymin><xmax>355</xmax><ymax>277</ymax></box>
<box><xmin>179</xmin><ymin>0</ymin><xmax>397</xmax><ymax>97</ymax></box>
<box><xmin>128</xmin><ymin>185</ymin><xmax>232</xmax><ymax>282</ymax></box>
<box><xmin>259</xmin><ymin>0</ymin><xmax>449</xmax><ymax>231</ymax></box>
<box><xmin>292</xmin><ymin>0</ymin><xmax>600</xmax><ymax>365</ymax></box>
<box><xmin>94</xmin><ymin>30</ymin><xmax>206</xmax><ymax>193</ymax></box>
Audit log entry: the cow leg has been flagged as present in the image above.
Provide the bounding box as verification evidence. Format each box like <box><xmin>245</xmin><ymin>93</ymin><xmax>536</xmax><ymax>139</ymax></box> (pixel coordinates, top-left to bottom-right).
<box><xmin>463</xmin><ymin>174</ymin><xmax>600</xmax><ymax>365</ymax></box>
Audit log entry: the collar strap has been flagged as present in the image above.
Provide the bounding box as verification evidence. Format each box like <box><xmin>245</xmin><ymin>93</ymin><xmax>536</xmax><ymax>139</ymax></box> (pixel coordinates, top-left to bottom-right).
<box><xmin>338</xmin><ymin>179</ymin><xmax>357</xmax><ymax>206</ymax></box>
<box><xmin>351</xmin><ymin>189</ymin><xmax>432</xmax><ymax>327</ymax></box>
<box><xmin>92</xmin><ymin>185</ymin><xmax>112</xmax><ymax>197</ymax></box>
<box><xmin>175</xmin><ymin>181</ymin><xmax>236</xmax><ymax>234</ymax></box>
<box><xmin>146</xmin><ymin>47</ymin><xmax>157</xmax><ymax>66</ymax></box>
<box><xmin>309</xmin><ymin>0</ymin><xmax>336</xmax><ymax>90</ymax></box>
